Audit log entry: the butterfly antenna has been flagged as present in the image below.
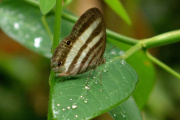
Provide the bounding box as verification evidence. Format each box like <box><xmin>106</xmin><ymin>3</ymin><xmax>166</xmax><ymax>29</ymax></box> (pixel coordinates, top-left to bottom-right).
<box><xmin>107</xmin><ymin>46</ymin><xmax>116</xmax><ymax>53</ymax></box>
<box><xmin>86</xmin><ymin>69</ymin><xmax>93</xmax><ymax>85</ymax></box>
<box><xmin>95</xmin><ymin>69</ymin><xmax>103</xmax><ymax>86</ymax></box>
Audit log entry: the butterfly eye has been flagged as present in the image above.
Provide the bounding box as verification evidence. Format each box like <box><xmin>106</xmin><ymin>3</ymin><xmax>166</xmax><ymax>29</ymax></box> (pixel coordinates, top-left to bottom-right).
<box><xmin>58</xmin><ymin>61</ymin><xmax>62</xmax><ymax>66</ymax></box>
<box><xmin>66</xmin><ymin>41</ymin><xmax>71</xmax><ymax>45</ymax></box>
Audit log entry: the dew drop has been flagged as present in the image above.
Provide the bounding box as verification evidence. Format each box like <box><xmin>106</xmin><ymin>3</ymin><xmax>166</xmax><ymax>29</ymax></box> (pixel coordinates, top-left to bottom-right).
<box><xmin>70</xmin><ymin>98</ymin><xmax>73</xmax><ymax>101</ymax></box>
<box><xmin>67</xmin><ymin>106</ymin><xmax>71</xmax><ymax>109</ymax></box>
<box><xmin>103</xmin><ymin>68</ymin><xmax>108</xmax><ymax>73</ymax></box>
<box><xmin>14</xmin><ymin>22</ymin><xmax>20</xmax><ymax>29</ymax></box>
<box><xmin>95</xmin><ymin>81</ymin><xmax>98</xmax><ymax>84</ymax></box>
<box><xmin>111</xmin><ymin>51</ymin><xmax>116</xmax><ymax>55</ymax></box>
<box><xmin>113</xmin><ymin>114</ymin><xmax>117</xmax><ymax>117</ymax></box>
<box><xmin>85</xmin><ymin>85</ymin><xmax>91</xmax><ymax>90</ymax></box>
<box><xmin>34</xmin><ymin>37</ymin><xmax>42</xmax><ymax>48</ymax></box>
<box><xmin>75</xmin><ymin>115</ymin><xmax>78</xmax><ymax>118</ymax></box>
<box><xmin>80</xmin><ymin>96</ymin><xmax>84</xmax><ymax>99</ymax></box>
<box><xmin>62</xmin><ymin>108</ymin><xmax>65</xmax><ymax>111</ymax></box>
<box><xmin>72</xmin><ymin>105</ymin><xmax>77</xmax><ymax>109</ymax></box>
<box><xmin>93</xmin><ymin>76</ymin><xmax>96</xmax><ymax>79</ymax></box>
<box><xmin>84</xmin><ymin>92</ymin><xmax>88</xmax><ymax>96</ymax></box>
<box><xmin>121</xmin><ymin>112</ymin><xmax>126</xmax><ymax>119</ymax></box>
<box><xmin>57</xmin><ymin>104</ymin><xmax>60</xmax><ymax>106</ymax></box>
<box><xmin>121</xmin><ymin>60</ymin><xmax>126</xmax><ymax>65</ymax></box>
<box><xmin>84</xmin><ymin>99</ymin><xmax>88</xmax><ymax>103</ymax></box>
<box><xmin>119</xmin><ymin>51</ymin><xmax>124</xmax><ymax>56</ymax></box>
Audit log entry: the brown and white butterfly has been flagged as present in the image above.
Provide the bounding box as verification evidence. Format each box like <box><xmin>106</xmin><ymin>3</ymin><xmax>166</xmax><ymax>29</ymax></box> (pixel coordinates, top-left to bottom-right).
<box><xmin>51</xmin><ymin>8</ymin><xmax>106</xmax><ymax>76</ymax></box>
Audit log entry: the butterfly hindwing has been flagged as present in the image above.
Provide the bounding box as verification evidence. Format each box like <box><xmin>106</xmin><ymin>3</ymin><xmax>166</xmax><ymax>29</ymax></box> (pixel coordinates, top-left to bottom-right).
<box><xmin>51</xmin><ymin>8</ymin><xmax>106</xmax><ymax>76</ymax></box>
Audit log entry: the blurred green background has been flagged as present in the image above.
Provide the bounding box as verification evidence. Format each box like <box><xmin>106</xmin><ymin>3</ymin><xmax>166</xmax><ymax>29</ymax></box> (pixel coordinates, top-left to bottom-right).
<box><xmin>0</xmin><ymin>0</ymin><xmax>180</xmax><ymax>120</ymax></box>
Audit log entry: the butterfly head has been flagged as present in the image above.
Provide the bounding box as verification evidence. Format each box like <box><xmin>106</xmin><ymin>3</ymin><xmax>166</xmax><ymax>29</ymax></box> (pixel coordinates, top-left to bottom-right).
<box><xmin>51</xmin><ymin>42</ymin><xmax>68</xmax><ymax>75</ymax></box>
<box><xmin>51</xmin><ymin>59</ymin><xmax>65</xmax><ymax>73</ymax></box>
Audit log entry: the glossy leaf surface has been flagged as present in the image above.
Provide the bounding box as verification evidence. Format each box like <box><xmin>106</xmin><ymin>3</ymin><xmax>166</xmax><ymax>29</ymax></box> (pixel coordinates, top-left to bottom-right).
<box><xmin>108</xmin><ymin>37</ymin><xmax>155</xmax><ymax>109</ymax></box>
<box><xmin>104</xmin><ymin>0</ymin><xmax>131</xmax><ymax>25</ymax></box>
<box><xmin>0</xmin><ymin>0</ymin><xmax>72</xmax><ymax>58</ymax></box>
<box><xmin>39</xmin><ymin>0</ymin><xmax>56</xmax><ymax>15</ymax></box>
<box><xmin>109</xmin><ymin>96</ymin><xmax>142</xmax><ymax>120</ymax></box>
<box><xmin>0</xmin><ymin>1</ymin><xmax>142</xmax><ymax>119</ymax></box>
<box><xmin>48</xmin><ymin>53</ymin><xmax>138</xmax><ymax>119</ymax></box>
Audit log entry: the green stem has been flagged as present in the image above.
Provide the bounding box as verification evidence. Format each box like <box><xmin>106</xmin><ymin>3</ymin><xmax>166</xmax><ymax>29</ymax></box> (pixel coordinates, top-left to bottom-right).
<box><xmin>24</xmin><ymin>0</ymin><xmax>39</xmax><ymax>6</ymax></box>
<box><xmin>106</xmin><ymin>29</ymin><xmax>137</xmax><ymax>45</ymax></box>
<box><xmin>61</xmin><ymin>12</ymin><xmax>138</xmax><ymax>45</ymax></box>
<box><xmin>52</xmin><ymin>0</ymin><xmax>62</xmax><ymax>52</ymax></box>
<box><xmin>24</xmin><ymin>0</ymin><xmax>180</xmax><ymax>80</ymax></box>
<box><xmin>48</xmin><ymin>0</ymin><xmax>62</xmax><ymax>120</ymax></box>
<box><xmin>146</xmin><ymin>51</ymin><xmax>180</xmax><ymax>79</ymax></box>
<box><xmin>142</xmin><ymin>30</ymin><xmax>180</xmax><ymax>49</ymax></box>
<box><xmin>120</xmin><ymin>42</ymin><xmax>142</xmax><ymax>59</ymax></box>
<box><xmin>62</xmin><ymin>12</ymin><xmax>77</xmax><ymax>23</ymax></box>
<box><xmin>41</xmin><ymin>16</ymin><xmax>53</xmax><ymax>42</ymax></box>
<box><xmin>23</xmin><ymin>0</ymin><xmax>139</xmax><ymax>46</ymax></box>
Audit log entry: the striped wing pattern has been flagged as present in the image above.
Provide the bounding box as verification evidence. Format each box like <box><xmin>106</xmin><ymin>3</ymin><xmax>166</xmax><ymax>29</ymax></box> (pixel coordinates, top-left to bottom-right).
<box><xmin>51</xmin><ymin>8</ymin><xmax>106</xmax><ymax>76</ymax></box>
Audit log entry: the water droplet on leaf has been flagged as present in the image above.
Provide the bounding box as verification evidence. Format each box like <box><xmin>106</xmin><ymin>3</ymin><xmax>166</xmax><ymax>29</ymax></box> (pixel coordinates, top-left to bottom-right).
<box><xmin>80</xmin><ymin>96</ymin><xmax>84</xmax><ymax>99</ymax></box>
<box><xmin>34</xmin><ymin>37</ymin><xmax>42</xmax><ymax>48</ymax></box>
<box><xmin>14</xmin><ymin>22</ymin><xmax>20</xmax><ymax>29</ymax></box>
<box><xmin>111</xmin><ymin>51</ymin><xmax>116</xmax><ymax>55</ymax></box>
<box><xmin>84</xmin><ymin>99</ymin><xmax>88</xmax><ymax>103</ymax></box>
<box><xmin>85</xmin><ymin>85</ymin><xmax>91</xmax><ymax>90</ymax></box>
<box><xmin>121</xmin><ymin>60</ymin><xmax>126</xmax><ymax>65</ymax></box>
<box><xmin>72</xmin><ymin>105</ymin><xmax>77</xmax><ymax>109</ymax></box>
<box><xmin>119</xmin><ymin>51</ymin><xmax>124</xmax><ymax>56</ymax></box>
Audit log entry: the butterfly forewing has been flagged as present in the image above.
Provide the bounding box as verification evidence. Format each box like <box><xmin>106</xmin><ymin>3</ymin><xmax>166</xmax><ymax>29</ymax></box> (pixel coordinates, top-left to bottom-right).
<box><xmin>51</xmin><ymin>8</ymin><xmax>106</xmax><ymax>76</ymax></box>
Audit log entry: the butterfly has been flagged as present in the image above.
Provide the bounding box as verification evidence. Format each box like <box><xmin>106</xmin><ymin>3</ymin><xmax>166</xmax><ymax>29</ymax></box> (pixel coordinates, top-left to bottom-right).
<box><xmin>51</xmin><ymin>7</ymin><xmax>106</xmax><ymax>76</ymax></box>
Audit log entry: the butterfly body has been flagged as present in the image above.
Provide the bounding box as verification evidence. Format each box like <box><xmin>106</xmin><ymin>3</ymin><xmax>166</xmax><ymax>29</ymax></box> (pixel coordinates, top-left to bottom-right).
<box><xmin>51</xmin><ymin>8</ymin><xmax>106</xmax><ymax>76</ymax></box>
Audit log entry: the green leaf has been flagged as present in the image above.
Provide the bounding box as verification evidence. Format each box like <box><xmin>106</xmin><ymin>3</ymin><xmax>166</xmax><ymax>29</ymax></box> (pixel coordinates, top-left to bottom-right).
<box><xmin>39</xmin><ymin>0</ymin><xmax>56</xmax><ymax>15</ymax></box>
<box><xmin>109</xmin><ymin>96</ymin><xmax>142</xmax><ymax>120</ymax></box>
<box><xmin>63</xmin><ymin>0</ymin><xmax>73</xmax><ymax>8</ymax></box>
<box><xmin>0</xmin><ymin>0</ymin><xmax>73</xmax><ymax>58</ymax></box>
<box><xmin>48</xmin><ymin>54</ymin><xmax>138</xmax><ymax>119</ymax></box>
<box><xmin>0</xmin><ymin>1</ymin><xmax>140</xmax><ymax>119</ymax></box>
<box><xmin>104</xmin><ymin>0</ymin><xmax>131</xmax><ymax>25</ymax></box>
<box><xmin>107</xmin><ymin>38</ymin><xmax>155</xmax><ymax>109</ymax></box>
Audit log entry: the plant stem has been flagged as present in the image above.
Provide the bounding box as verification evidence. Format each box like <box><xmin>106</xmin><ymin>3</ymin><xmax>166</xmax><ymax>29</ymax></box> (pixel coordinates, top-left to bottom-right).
<box><xmin>24</xmin><ymin>0</ymin><xmax>180</xmax><ymax>80</ymax></box>
<box><xmin>48</xmin><ymin>0</ymin><xmax>62</xmax><ymax>120</ymax></box>
<box><xmin>41</xmin><ymin>16</ymin><xmax>53</xmax><ymax>42</ymax></box>
<box><xmin>106</xmin><ymin>29</ymin><xmax>137</xmax><ymax>45</ymax></box>
<box><xmin>61</xmin><ymin>12</ymin><xmax>138</xmax><ymax>45</ymax></box>
<box><xmin>52</xmin><ymin>0</ymin><xmax>62</xmax><ymax>52</ymax></box>
<box><xmin>120</xmin><ymin>42</ymin><xmax>142</xmax><ymax>59</ymax></box>
<box><xmin>146</xmin><ymin>51</ymin><xmax>180</xmax><ymax>79</ymax></box>
<box><xmin>142</xmin><ymin>30</ymin><xmax>180</xmax><ymax>49</ymax></box>
<box><xmin>23</xmin><ymin>0</ymin><xmax>139</xmax><ymax>46</ymax></box>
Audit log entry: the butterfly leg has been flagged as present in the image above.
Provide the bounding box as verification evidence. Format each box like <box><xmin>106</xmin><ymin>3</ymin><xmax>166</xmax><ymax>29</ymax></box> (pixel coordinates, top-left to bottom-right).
<box><xmin>95</xmin><ymin>69</ymin><xmax>103</xmax><ymax>86</ymax></box>
<box><xmin>86</xmin><ymin>69</ymin><xmax>93</xmax><ymax>85</ymax></box>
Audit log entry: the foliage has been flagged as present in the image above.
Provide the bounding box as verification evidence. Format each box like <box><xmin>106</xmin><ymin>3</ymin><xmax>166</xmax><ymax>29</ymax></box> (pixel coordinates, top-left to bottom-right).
<box><xmin>0</xmin><ymin>0</ymin><xmax>180</xmax><ymax>120</ymax></box>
